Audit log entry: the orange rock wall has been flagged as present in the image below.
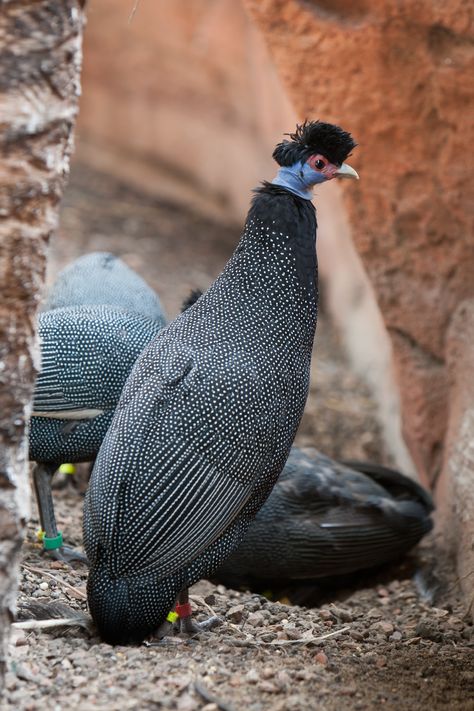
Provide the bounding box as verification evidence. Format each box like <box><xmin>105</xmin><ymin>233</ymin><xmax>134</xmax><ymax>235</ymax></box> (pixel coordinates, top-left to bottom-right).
<box><xmin>244</xmin><ymin>0</ymin><xmax>474</xmax><ymax>486</ymax></box>
<box><xmin>77</xmin><ymin>0</ymin><xmax>296</xmax><ymax>220</ymax></box>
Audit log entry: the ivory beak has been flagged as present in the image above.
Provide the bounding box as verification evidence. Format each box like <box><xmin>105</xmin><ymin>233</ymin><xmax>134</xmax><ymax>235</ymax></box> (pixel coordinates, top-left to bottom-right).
<box><xmin>335</xmin><ymin>163</ymin><xmax>359</xmax><ymax>180</ymax></box>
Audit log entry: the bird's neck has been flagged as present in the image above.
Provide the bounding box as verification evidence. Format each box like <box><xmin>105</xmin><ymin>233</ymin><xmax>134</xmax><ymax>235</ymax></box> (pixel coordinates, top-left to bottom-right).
<box><xmin>272</xmin><ymin>162</ymin><xmax>326</xmax><ymax>200</ymax></box>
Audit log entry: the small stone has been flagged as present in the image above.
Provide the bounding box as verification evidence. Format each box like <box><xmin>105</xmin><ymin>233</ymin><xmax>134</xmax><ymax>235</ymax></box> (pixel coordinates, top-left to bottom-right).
<box><xmin>226</xmin><ymin>604</ymin><xmax>245</xmax><ymax>624</ymax></box>
<box><xmin>177</xmin><ymin>692</ymin><xmax>199</xmax><ymax>710</ymax></box>
<box><xmin>71</xmin><ymin>674</ymin><xmax>88</xmax><ymax>687</ymax></box>
<box><xmin>39</xmin><ymin>582</ymin><xmax>49</xmax><ymax>590</ymax></box>
<box><xmin>261</xmin><ymin>666</ymin><xmax>275</xmax><ymax>679</ymax></box>
<box><xmin>204</xmin><ymin>593</ymin><xmax>216</xmax><ymax>606</ymax></box>
<box><xmin>258</xmin><ymin>680</ymin><xmax>280</xmax><ymax>693</ymax></box>
<box><xmin>389</xmin><ymin>631</ymin><xmax>402</xmax><ymax>642</ymax></box>
<box><xmin>314</xmin><ymin>651</ymin><xmax>328</xmax><ymax>666</ymax></box>
<box><xmin>375</xmin><ymin>655</ymin><xmax>387</xmax><ymax>668</ymax></box>
<box><xmin>367</xmin><ymin>608</ymin><xmax>383</xmax><ymax>619</ymax></box>
<box><xmin>246</xmin><ymin>669</ymin><xmax>259</xmax><ymax>684</ymax></box>
<box><xmin>329</xmin><ymin>605</ymin><xmax>353</xmax><ymax>622</ymax></box>
<box><xmin>339</xmin><ymin>685</ymin><xmax>357</xmax><ymax>696</ymax></box>
<box><xmin>247</xmin><ymin>611</ymin><xmax>265</xmax><ymax>627</ymax></box>
<box><xmin>350</xmin><ymin>630</ymin><xmax>364</xmax><ymax>641</ymax></box>
<box><xmin>372</xmin><ymin>621</ymin><xmax>394</xmax><ymax>636</ymax></box>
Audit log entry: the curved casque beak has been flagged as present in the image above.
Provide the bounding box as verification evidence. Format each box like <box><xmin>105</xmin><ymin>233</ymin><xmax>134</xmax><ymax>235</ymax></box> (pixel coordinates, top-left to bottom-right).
<box><xmin>335</xmin><ymin>163</ymin><xmax>359</xmax><ymax>180</ymax></box>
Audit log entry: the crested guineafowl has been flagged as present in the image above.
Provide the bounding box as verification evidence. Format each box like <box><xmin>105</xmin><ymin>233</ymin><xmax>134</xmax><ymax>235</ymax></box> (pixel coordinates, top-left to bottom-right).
<box><xmin>84</xmin><ymin>121</ymin><xmax>359</xmax><ymax>644</ymax></box>
<box><xmin>30</xmin><ymin>253</ymin><xmax>166</xmax><ymax>562</ymax></box>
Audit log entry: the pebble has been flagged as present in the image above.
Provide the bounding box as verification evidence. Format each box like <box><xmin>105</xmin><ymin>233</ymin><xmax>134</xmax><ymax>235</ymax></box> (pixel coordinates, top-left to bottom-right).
<box><xmin>389</xmin><ymin>631</ymin><xmax>403</xmax><ymax>642</ymax></box>
<box><xmin>258</xmin><ymin>680</ymin><xmax>280</xmax><ymax>693</ymax></box>
<box><xmin>371</xmin><ymin>621</ymin><xmax>394</xmax><ymax>636</ymax></box>
<box><xmin>329</xmin><ymin>605</ymin><xmax>353</xmax><ymax>622</ymax></box>
<box><xmin>314</xmin><ymin>651</ymin><xmax>328</xmax><ymax>667</ymax></box>
<box><xmin>247</xmin><ymin>612</ymin><xmax>265</xmax><ymax>627</ymax></box>
<box><xmin>246</xmin><ymin>669</ymin><xmax>259</xmax><ymax>684</ymax></box>
<box><xmin>226</xmin><ymin>604</ymin><xmax>245</xmax><ymax>624</ymax></box>
<box><xmin>367</xmin><ymin>608</ymin><xmax>383</xmax><ymax>619</ymax></box>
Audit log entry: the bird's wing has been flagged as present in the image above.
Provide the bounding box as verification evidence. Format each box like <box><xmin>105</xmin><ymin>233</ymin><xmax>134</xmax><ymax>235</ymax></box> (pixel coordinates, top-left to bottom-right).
<box><xmin>278</xmin><ymin>449</ymin><xmax>430</xmax><ymax>530</ymax></box>
<box><xmin>32</xmin><ymin>306</ymin><xmax>160</xmax><ymax>417</ymax></box>
<box><xmin>85</xmin><ymin>338</ymin><xmax>273</xmax><ymax>579</ymax></box>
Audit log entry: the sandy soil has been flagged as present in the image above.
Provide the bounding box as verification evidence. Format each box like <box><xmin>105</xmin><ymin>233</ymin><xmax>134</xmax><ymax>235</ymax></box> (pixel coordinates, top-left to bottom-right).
<box><xmin>4</xmin><ymin>165</ymin><xmax>473</xmax><ymax>711</ymax></box>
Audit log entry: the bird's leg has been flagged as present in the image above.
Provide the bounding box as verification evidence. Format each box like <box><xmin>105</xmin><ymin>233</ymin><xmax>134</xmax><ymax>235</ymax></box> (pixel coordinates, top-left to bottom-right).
<box><xmin>176</xmin><ymin>588</ymin><xmax>222</xmax><ymax>635</ymax></box>
<box><xmin>33</xmin><ymin>463</ymin><xmax>87</xmax><ymax>564</ymax></box>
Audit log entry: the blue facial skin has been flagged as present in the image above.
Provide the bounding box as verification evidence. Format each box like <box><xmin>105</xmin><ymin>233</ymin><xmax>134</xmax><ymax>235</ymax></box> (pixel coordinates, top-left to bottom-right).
<box><xmin>272</xmin><ymin>161</ymin><xmax>329</xmax><ymax>200</ymax></box>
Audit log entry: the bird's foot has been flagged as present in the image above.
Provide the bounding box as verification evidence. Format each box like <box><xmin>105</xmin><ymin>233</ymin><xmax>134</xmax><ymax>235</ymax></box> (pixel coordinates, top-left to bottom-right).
<box><xmin>43</xmin><ymin>544</ymin><xmax>88</xmax><ymax>565</ymax></box>
<box><xmin>179</xmin><ymin>614</ymin><xmax>222</xmax><ymax>635</ymax></box>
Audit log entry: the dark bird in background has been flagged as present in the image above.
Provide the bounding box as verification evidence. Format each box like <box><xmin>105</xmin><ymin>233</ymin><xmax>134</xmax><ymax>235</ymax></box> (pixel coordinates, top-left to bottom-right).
<box><xmin>84</xmin><ymin>120</ymin><xmax>359</xmax><ymax>644</ymax></box>
<box><xmin>213</xmin><ymin>448</ymin><xmax>433</xmax><ymax>589</ymax></box>
<box><xmin>30</xmin><ymin>253</ymin><xmax>166</xmax><ymax>562</ymax></box>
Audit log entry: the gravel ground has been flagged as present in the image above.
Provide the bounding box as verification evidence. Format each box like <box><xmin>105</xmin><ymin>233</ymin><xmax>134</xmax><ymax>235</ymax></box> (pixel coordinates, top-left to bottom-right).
<box><xmin>4</xmin><ymin>165</ymin><xmax>473</xmax><ymax>711</ymax></box>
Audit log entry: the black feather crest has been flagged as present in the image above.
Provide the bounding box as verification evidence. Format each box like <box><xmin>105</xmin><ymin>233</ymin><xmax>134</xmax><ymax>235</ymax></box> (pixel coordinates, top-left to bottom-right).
<box><xmin>273</xmin><ymin>120</ymin><xmax>357</xmax><ymax>167</ymax></box>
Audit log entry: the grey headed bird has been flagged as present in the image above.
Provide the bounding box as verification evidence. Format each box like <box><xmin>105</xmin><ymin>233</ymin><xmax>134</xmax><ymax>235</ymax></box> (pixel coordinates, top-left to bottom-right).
<box><xmin>30</xmin><ymin>253</ymin><xmax>166</xmax><ymax>562</ymax></box>
<box><xmin>213</xmin><ymin>448</ymin><xmax>433</xmax><ymax>588</ymax></box>
<box><xmin>84</xmin><ymin>120</ymin><xmax>359</xmax><ymax>644</ymax></box>
<box><xmin>44</xmin><ymin>251</ymin><xmax>167</xmax><ymax>327</ymax></box>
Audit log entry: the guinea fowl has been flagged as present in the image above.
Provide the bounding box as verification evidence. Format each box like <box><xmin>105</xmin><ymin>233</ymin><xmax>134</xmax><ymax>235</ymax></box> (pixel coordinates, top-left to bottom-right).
<box><xmin>43</xmin><ymin>251</ymin><xmax>167</xmax><ymax>326</ymax></box>
<box><xmin>213</xmin><ymin>448</ymin><xmax>433</xmax><ymax>588</ymax></box>
<box><xmin>30</xmin><ymin>254</ymin><xmax>166</xmax><ymax>562</ymax></box>
<box><xmin>84</xmin><ymin>120</ymin><xmax>359</xmax><ymax>644</ymax></box>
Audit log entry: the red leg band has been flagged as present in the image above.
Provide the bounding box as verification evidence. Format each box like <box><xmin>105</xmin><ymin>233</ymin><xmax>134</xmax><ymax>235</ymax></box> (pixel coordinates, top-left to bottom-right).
<box><xmin>176</xmin><ymin>602</ymin><xmax>193</xmax><ymax>619</ymax></box>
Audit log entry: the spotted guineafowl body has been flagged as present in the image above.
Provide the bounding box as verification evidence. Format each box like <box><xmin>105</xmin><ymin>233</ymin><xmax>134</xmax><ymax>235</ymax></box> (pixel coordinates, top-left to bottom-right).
<box><xmin>30</xmin><ymin>253</ymin><xmax>167</xmax><ymax>560</ymax></box>
<box><xmin>84</xmin><ymin>121</ymin><xmax>358</xmax><ymax>643</ymax></box>
<box><xmin>31</xmin><ymin>305</ymin><xmax>163</xmax><ymax>464</ymax></box>
<box><xmin>213</xmin><ymin>448</ymin><xmax>433</xmax><ymax>587</ymax></box>
<box><xmin>44</xmin><ymin>251</ymin><xmax>167</xmax><ymax>326</ymax></box>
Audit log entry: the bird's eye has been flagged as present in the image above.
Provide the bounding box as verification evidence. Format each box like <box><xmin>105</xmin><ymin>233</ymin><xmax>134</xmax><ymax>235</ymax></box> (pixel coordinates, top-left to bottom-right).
<box><xmin>314</xmin><ymin>159</ymin><xmax>325</xmax><ymax>170</ymax></box>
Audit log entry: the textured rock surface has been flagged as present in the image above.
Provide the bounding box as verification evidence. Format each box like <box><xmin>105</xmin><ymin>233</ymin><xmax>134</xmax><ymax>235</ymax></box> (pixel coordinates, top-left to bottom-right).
<box><xmin>437</xmin><ymin>300</ymin><xmax>474</xmax><ymax>610</ymax></box>
<box><xmin>0</xmin><ymin>0</ymin><xmax>84</xmax><ymax>692</ymax></box>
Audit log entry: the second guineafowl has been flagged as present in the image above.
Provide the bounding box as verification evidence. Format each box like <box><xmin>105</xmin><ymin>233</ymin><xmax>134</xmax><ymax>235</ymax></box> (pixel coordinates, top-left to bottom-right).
<box><xmin>43</xmin><ymin>251</ymin><xmax>167</xmax><ymax>326</ymax></box>
<box><xmin>84</xmin><ymin>120</ymin><xmax>359</xmax><ymax>644</ymax></box>
<box><xmin>30</xmin><ymin>253</ymin><xmax>166</xmax><ymax>561</ymax></box>
<box><xmin>213</xmin><ymin>448</ymin><xmax>433</xmax><ymax>588</ymax></box>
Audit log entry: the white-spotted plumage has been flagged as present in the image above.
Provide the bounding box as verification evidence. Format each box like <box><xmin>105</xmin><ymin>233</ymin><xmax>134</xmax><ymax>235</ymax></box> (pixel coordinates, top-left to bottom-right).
<box><xmin>84</xmin><ymin>187</ymin><xmax>319</xmax><ymax>642</ymax></box>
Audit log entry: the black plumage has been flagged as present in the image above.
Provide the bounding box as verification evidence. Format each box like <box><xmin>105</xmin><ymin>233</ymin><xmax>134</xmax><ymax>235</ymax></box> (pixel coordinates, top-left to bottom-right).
<box><xmin>30</xmin><ymin>253</ymin><xmax>166</xmax><ymax>561</ymax></box>
<box><xmin>84</xmin><ymin>122</ymin><xmax>358</xmax><ymax>644</ymax></box>
<box><xmin>273</xmin><ymin>120</ymin><xmax>357</xmax><ymax>168</ymax></box>
<box><xmin>213</xmin><ymin>448</ymin><xmax>433</xmax><ymax>588</ymax></box>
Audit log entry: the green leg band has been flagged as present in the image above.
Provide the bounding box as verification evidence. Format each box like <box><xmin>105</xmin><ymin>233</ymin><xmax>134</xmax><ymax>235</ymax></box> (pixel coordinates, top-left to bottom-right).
<box><xmin>43</xmin><ymin>532</ymin><xmax>63</xmax><ymax>550</ymax></box>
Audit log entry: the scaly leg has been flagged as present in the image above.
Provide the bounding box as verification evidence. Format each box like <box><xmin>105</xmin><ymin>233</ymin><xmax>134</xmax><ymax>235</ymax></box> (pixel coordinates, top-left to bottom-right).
<box><xmin>33</xmin><ymin>463</ymin><xmax>87</xmax><ymax>564</ymax></box>
<box><xmin>176</xmin><ymin>588</ymin><xmax>221</xmax><ymax>634</ymax></box>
